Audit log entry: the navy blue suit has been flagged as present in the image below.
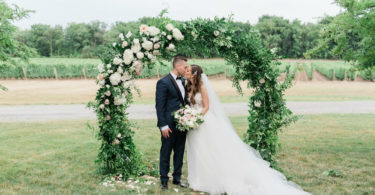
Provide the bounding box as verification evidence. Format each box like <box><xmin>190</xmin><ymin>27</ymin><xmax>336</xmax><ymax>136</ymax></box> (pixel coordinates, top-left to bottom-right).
<box><xmin>155</xmin><ymin>73</ymin><xmax>189</xmax><ymax>183</ymax></box>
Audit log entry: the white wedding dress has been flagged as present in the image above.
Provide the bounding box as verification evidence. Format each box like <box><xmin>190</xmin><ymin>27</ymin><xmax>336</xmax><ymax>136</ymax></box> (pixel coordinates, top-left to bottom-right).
<box><xmin>186</xmin><ymin>74</ymin><xmax>311</xmax><ymax>195</ymax></box>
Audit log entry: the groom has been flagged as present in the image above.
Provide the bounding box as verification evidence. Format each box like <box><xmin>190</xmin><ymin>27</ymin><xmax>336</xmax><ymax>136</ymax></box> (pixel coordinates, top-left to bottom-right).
<box><xmin>155</xmin><ymin>55</ymin><xmax>189</xmax><ymax>190</ymax></box>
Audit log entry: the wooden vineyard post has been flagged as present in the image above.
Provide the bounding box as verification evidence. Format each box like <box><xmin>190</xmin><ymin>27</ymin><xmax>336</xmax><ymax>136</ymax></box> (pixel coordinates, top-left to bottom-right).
<box><xmin>332</xmin><ymin>69</ymin><xmax>335</xmax><ymax>81</ymax></box>
<box><xmin>354</xmin><ymin>71</ymin><xmax>358</xmax><ymax>81</ymax></box>
<box><xmin>344</xmin><ymin>70</ymin><xmax>347</xmax><ymax>81</ymax></box>
<box><xmin>53</xmin><ymin>67</ymin><xmax>58</xmax><ymax>80</ymax></box>
<box><xmin>311</xmin><ymin>65</ymin><xmax>314</xmax><ymax>80</ymax></box>
<box><xmin>156</xmin><ymin>67</ymin><xmax>160</xmax><ymax>79</ymax></box>
<box><xmin>82</xmin><ymin>67</ymin><xmax>87</xmax><ymax>79</ymax></box>
<box><xmin>22</xmin><ymin>67</ymin><xmax>27</xmax><ymax>80</ymax></box>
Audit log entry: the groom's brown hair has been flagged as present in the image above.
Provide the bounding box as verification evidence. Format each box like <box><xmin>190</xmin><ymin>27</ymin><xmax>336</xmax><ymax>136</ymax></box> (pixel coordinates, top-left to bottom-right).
<box><xmin>172</xmin><ymin>55</ymin><xmax>187</xmax><ymax>68</ymax></box>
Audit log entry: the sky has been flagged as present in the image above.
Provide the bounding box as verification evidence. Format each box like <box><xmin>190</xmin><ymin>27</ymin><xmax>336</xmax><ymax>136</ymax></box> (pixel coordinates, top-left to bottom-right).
<box><xmin>5</xmin><ymin>0</ymin><xmax>343</xmax><ymax>30</ymax></box>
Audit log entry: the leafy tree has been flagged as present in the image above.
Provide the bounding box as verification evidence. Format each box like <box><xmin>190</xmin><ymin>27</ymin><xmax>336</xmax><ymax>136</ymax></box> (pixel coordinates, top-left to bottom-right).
<box><xmin>26</xmin><ymin>24</ymin><xmax>51</xmax><ymax>56</ymax></box>
<box><xmin>255</xmin><ymin>15</ymin><xmax>304</xmax><ymax>58</ymax></box>
<box><xmin>0</xmin><ymin>2</ymin><xmax>33</xmax><ymax>64</ymax></box>
<box><xmin>63</xmin><ymin>23</ymin><xmax>91</xmax><ymax>56</ymax></box>
<box><xmin>0</xmin><ymin>2</ymin><xmax>34</xmax><ymax>90</ymax></box>
<box><xmin>307</xmin><ymin>0</ymin><xmax>375</xmax><ymax>77</ymax></box>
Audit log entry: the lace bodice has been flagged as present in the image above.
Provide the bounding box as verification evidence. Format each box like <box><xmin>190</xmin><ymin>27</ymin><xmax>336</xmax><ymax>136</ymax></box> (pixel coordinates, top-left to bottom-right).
<box><xmin>190</xmin><ymin>92</ymin><xmax>203</xmax><ymax>111</ymax></box>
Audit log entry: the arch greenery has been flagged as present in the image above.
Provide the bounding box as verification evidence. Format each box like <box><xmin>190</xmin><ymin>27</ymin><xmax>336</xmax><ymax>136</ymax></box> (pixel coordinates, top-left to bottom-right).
<box><xmin>88</xmin><ymin>11</ymin><xmax>297</xmax><ymax>180</ymax></box>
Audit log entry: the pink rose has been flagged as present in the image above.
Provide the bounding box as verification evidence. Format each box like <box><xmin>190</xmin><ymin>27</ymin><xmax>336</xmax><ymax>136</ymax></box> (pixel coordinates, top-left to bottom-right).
<box><xmin>105</xmin><ymin>91</ymin><xmax>111</xmax><ymax>96</ymax></box>
<box><xmin>97</xmin><ymin>74</ymin><xmax>104</xmax><ymax>81</ymax></box>
<box><xmin>154</xmin><ymin>43</ymin><xmax>160</xmax><ymax>49</ymax></box>
<box><xmin>106</xmin><ymin>115</ymin><xmax>111</xmax><ymax>120</ymax></box>
<box><xmin>105</xmin><ymin>99</ymin><xmax>110</xmax><ymax>105</ymax></box>
<box><xmin>114</xmin><ymin>139</ymin><xmax>120</xmax><ymax>145</ymax></box>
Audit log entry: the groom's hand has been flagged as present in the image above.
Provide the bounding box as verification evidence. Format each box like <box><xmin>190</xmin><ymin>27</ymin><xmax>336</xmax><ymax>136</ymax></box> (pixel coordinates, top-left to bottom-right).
<box><xmin>162</xmin><ymin>128</ymin><xmax>172</xmax><ymax>138</ymax></box>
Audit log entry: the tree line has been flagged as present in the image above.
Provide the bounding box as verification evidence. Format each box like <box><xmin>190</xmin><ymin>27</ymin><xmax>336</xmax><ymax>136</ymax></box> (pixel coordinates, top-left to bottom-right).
<box><xmin>3</xmin><ymin>0</ymin><xmax>374</xmax><ymax>72</ymax></box>
<box><xmin>14</xmin><ymin>15</ymin><xmax>336</xmax><ymax>59</ymax></box>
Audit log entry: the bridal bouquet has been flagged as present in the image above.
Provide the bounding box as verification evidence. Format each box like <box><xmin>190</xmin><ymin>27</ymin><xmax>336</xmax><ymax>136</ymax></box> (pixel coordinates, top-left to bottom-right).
<box><xmin>173</xmin><ymin>105</ymin><xmax>204</xmax><ymax>132</ymax></box>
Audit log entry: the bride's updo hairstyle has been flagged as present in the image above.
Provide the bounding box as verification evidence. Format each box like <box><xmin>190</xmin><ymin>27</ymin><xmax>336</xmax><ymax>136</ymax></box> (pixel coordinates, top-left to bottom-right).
<box><xmin>187</xmin><ymin>64</ymin><xmax>203</xmax><ymax>105</ymax></box>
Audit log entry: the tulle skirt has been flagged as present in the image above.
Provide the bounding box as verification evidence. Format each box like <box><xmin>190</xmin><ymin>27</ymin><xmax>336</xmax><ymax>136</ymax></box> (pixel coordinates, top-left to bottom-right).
<box><xmin>186</xmin><ymin>110</ymin><xmax>311</xmax><ymax>195</ymax></box>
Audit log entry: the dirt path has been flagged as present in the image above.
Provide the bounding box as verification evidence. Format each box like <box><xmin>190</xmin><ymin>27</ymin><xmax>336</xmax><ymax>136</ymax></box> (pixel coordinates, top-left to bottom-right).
<box><xmin>1</xmin><ymin>101</ymin><xmax>375</xmax><ymax>122</ymax></box>
<box><xmin>312</xmin><ymin>70</ymin><xmax>331</xmax><ymax>81</ymax></box>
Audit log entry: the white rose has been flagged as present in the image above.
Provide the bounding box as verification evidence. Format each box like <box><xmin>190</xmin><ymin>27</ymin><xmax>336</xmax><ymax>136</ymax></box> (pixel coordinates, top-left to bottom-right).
<box><xmin>117</xmin><ymin>133</ymin><xmax>121</xmax><ymax>138</ymax></box>
<box><xmin>121</xmin><ymin>72</ymin><xmax>131</xmax><ymax>81</ymax></box>
<box><xmin>131</xmin><ymin>44</ymin><xmax>141</xmax><ymax>53</ymax></box>
<box><xmin>259</xmin><ymin>79</ymin><xmax>265</xmax><ymax>84</ymax></box>
<box><xmin>141</xmin><ymin>40</ymin><xmax>153</xmax><ymax>51</ymax></box>
<box><xmin>106</xmin><ymin>64</ymin><xmax>111</xmax><ymax>69</ymax></box>
<box><xmin>136</xmin><ymin>52</ymin><xmax>144</xmax><ymax>59</ymax></box>
<box><xmin>254</xmin><ymin>101</ymin><xmax>261</xmax><ymax>108</ymax></box>
<box><xmin>154</xmin><ymin>43</ymin><xmax>160</xmax><ymax>49</ymax></box>
<box><xmin>214</xmin><ymin>30</ymin><xmax>220</xmax><ymax>37</ymax></box>
<box><xmin>172</xmin><ymin>28</ymin><xmax>184</xmax><ymax>40</ymax></box>
<box><xmin>133</xmin><ymin>39</ymin><xmax>140</xmax><ymax>45</ymax></box>
<box><xmin>132</xmin><ymin>60</ymin><xmax>143</xmax><ymax>75</ymax></box>
<box><xmin>109</xmin><ymin>72</ymin><xmax>122</xmax><ymax>86</ymax></box>
<box><xmin>151</xmin><ymin>37</ymin><xmax>160</xmax><ymax>42</ymax></box>
<box><xmin>148</xmin><ymin>26</ymin><xmax>160</xmax><ymax>36</ymax></box>
<box><xmin>119</xmin><ymin>33</ymin><xmax>124</xmax><ymax>40</ymax></box>
<box><xmin>147</xmin><ymin>53</ymin><xmax>154</xmax><ymax>60</ymax></box>
<box><xmin>99</xmin><ymin>104</ymin><xmax>105</xmax><ymax>109</ymax></box>
<box><xmin>112</xmin><ymin>42</ymin><xmax>116</xmax><ymax>47</ymax></box>
<box><xmin>123</xmin><ymin>81</ymin><xmax>134</xmax><ymax>89</ymax></box>
<box><xmin>139</xmin><ymin>24</ymin><xmax>148</xmax><ymax>35</ymax></box>
<box><xmin>97</xmin><ymin>74</ymin><xmax>104</xmax><ymax>81</ymax></box>
<box><xmin>153</xmin><ymin>50</ymin><xmax>160</xmax><ymax>56</ymax></box>
<box><xmin>167</xmin><ymin>43</ymin><xmax>175</xmax><ymax>51</ymax></box>
<box><xmin>98</xmin><ymin>63</ymin><xmax>105</xmax><ymax>73</ymax></box>
<box><xmin>167</xmin><ymin>35</ymin><xmax>172</xmax><ymax>40</ymax></box>
<box><xmin>99</xmin><ymin>80</ymin><xmax>105</xmax><ymax>86</ymax></box>
<box><xmin>123</xmin><ymin>49</ymin><xmax>134</xmax><ymax>65</ymax></box>
<box><xmin>113</xmin><ymin>57</ymin><xmax>122</xmax><ymax>65</ymax></box>
<box><xmin>161</xmin><ymin>32</ymin><xmax>167</xmax><ymax>36</ymax></box>
<box><xmin>121</xmin><ymin>41</ymin><xmax>128</xmax><ymax>48</ymax></box>
<box><xmin>114</xmin><ymin>96</ymin><xmax>127</xmax><ymax>105</ymax></box>
<box><xmin>126</xmin><ymin>31</ymin><xmax>132</xmax><ymax>38</ymax></box>
<box><xmin>166</xmin><ymin>23</ymin><xmax>174</xmax><ymax>31</ymax></box>
<box><xmin>105</xmin><ymin>90</ymin><xmax>111</xmax><ymax>96</ymax></box>
<box><xmin>117</xmin><ymin>67</ymin><xmax>123</xmax><ymax>74</ymax></box>
<box><xmin>107</xmin><ymin>70</ymin><xmax>113</xmax><ymax>74</ymax></box>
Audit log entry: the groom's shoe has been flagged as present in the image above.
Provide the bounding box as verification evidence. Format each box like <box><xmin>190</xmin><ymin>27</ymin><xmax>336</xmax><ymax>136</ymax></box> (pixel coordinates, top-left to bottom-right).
<box><xmin>172</xmin><ymin>180</ymin><xmax>187</xmax><ymax>188</ymax></box>
<box><xmin>161</xmin><ymin>181</ymin><xmax>168</xmax><ymax>190</ymax></box>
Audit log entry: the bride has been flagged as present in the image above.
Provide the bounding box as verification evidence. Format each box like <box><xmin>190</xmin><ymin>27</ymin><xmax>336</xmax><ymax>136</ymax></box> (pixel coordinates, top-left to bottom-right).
<box><xmin>184</xmin><ymin>65</ymin><xmax>311</xmax><ymax>195</ymax></box>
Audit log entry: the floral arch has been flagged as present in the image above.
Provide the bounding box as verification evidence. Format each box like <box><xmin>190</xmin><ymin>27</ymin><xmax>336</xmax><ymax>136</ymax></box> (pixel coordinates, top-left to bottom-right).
<box><xmin>89</xmin><ymin>13</ymin><xmax>296</xmax><ymax>179</ymax></box>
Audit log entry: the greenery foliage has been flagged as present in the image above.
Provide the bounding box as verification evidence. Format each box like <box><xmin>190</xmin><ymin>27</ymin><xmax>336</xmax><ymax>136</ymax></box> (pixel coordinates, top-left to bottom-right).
<box><xmin>88</xmin><ymin>11</ymin><xmax>297</xmax><ymax>178</ymax></box>
<box><xmin>0</xmin><ymin>2</ymin><xmax>34</xmax><ymax>90</ymax></box>
<box><xmin>307</xmin><ymin>0</ymin><xmax>375</xmax><ymax>78</ymax></box>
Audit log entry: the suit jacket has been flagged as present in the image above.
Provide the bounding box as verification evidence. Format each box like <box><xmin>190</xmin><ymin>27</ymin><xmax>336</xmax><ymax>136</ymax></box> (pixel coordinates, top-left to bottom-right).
<box><xmin>155</xmin><ymin>73</ymin><xmax>189</xmax><ymax>130</ymax></box>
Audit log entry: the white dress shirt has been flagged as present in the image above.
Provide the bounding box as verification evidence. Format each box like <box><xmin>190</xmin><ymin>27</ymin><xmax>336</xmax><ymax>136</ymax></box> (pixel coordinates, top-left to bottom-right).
<box><xmin>161</xmin><ymin>72</ymin><xmax>185</xmax><ymax>131</ymax></box>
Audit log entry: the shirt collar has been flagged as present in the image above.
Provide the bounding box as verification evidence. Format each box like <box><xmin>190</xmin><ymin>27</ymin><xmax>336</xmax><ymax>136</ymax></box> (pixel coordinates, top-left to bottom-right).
<box><xmin>170</xmin><ymin>72</ymin><xmax>178</xmax><ymax>80</ymax></box>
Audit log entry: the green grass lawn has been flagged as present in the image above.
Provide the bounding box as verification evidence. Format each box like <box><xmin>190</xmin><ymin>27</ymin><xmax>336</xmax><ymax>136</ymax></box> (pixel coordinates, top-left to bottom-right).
<box><xmin>0</xmin><ymin>114</ymin><xmax>374</xmax><ymax>194</ymax></box>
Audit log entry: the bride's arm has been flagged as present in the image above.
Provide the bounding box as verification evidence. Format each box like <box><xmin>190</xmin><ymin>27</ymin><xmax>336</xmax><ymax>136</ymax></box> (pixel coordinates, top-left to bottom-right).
<box><xmin>200</xmin><ymin>84</ymin><xmax>209</xmax><ymax>115</ymax></box>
